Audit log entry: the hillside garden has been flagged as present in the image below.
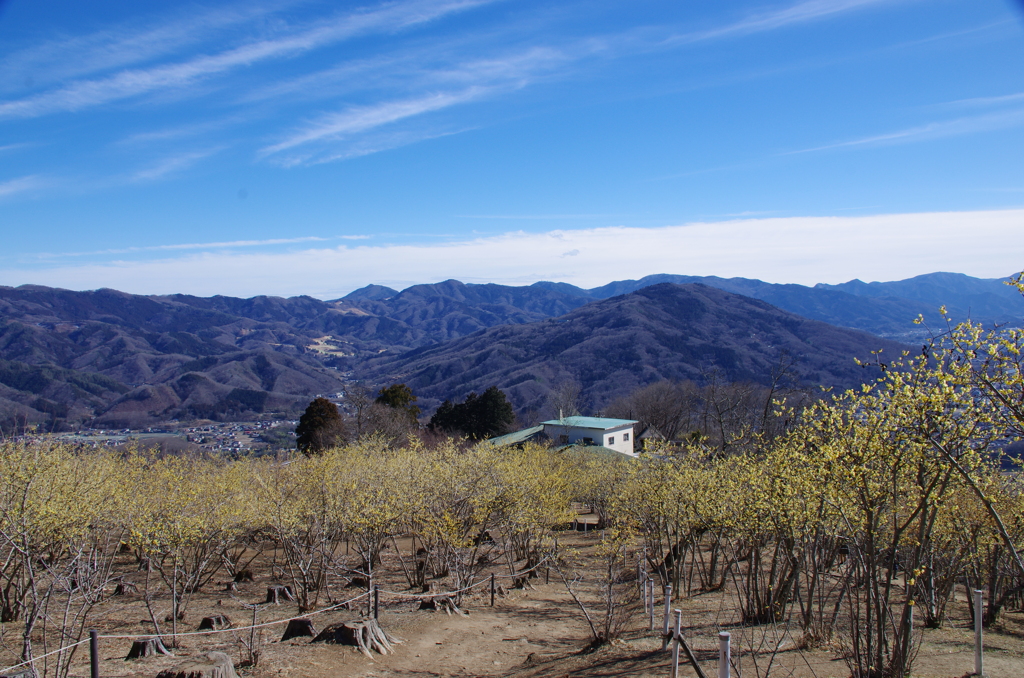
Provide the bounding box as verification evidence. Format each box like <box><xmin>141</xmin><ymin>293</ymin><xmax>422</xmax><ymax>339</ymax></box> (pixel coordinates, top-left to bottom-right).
<box><xmin>1</xmin><ymin>277</ymin><xmax>1023</xmax><ymax>678</ymax></box>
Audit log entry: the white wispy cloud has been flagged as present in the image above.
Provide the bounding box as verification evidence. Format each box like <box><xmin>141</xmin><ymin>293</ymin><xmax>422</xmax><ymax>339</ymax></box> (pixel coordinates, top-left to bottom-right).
<box><xmin>130</xmin><ymin>148</ymin><xmax>225</xmax><ymax>182</ymax></box>
<box><xmin>259</xmin><ymin>45</ymin><xmax>572</xmax><ymax>164</ymax></box>
<box><xmin>0</xmin><ymin>175</ymin><xmax>48</xmax><ymax>199</ymax></box>
<box><xmin>943</xmin><ymin>92</ymin><xmax>1024</xmax><ymax>108</ymax></box>
<box><xmin>4</xmin><ymin>209</ymin><xmax>1021</xmax><ymax>298</ymax></box>
<box><xmin>0</xmin><ymin>142</ymin><xmax>34</xmax><ymax>154</ymax></box>
<box><xmin>115</xmin><ymin>118</ymin><xmax>246</xmax><ymax>147</ymax></box>
<box><xmin>668</xmin><ymin>0</ymin><xmax>900</xmax><ymax>45</ymax></box>
<box><xmin>33</xmin><ymin>236</ymin><xmax>334</xmax><ymax>259</ymax></box>
<box><xmin>0</xmin><ymin>2</ymin><xmax>293</xmax><ymax>93</ymax></box>
<box><xmin>0</xmin><ymin>0</ymin><xmax>493</xmax><ymax>119</ymax></box>
<box><xmin>255</xmin><ymin>0</ymin><xmax>909</xmax><ymax>166</ymax></box>
<box><xmin>261</xmin><ymin>88</ymin><xmax>485</xmax><ymax>159</ymax></box>
<box><xmin>787</xmin><ymin>107</ymin><xmax>1024</xmax><ymax>154</ymax></box>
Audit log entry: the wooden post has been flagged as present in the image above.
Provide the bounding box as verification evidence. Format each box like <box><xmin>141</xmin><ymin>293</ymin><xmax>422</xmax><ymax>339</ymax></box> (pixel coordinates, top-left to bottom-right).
<box><xmin>90</xmin><ymin>628</ymin><xmax>99</xmax><ymax>678</ymax></box>
<box><xmin>718</xmin><ymin>631</ymin><xmax>731</xmax><ymax>678</ymax></box>
<box><xmin>670</xmin><ymin>609</ymin><xmax>682</xmax><ymax>678</ymax></box>
<box><xmin>373</xmin><ymin>585</ymin><xmax>379</xmax><ymax>621</ymax></box>
<box><xmin>661</xmin><ymin>584</ymin><xmax>673</xmax><ymax>650</ymax></box>
<box><xmin>545</xmin><ymin>566</ymin><xmax>550</xmax><ymax>585</ymax></box>
<box><xmin>974</xmin><ymin>589</ymin><xmax>984</xmax><ymax>677</ymax></box>
<box><xmin>490</xmin><ymin>573</ymin><xmax>495</xmax><ymax>607</ymax></box>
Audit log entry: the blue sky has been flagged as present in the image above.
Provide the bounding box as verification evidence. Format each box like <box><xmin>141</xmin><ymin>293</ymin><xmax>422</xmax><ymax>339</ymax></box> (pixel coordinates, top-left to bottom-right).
<box><xmin>1</xmin><ymin>0</ymin><xmax>1023</xmax><ymax>298</ymax></box>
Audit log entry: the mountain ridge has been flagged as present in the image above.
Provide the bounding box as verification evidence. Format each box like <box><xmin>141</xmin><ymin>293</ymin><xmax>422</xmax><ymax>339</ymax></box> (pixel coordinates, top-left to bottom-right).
<box><xmin>1</xmin><ymin>270</ymin><xmax>1018</xmax><ymax>430</ymax></box>
<box><xmin>357</xmin><ymin>283</ymin><xmax>910</xmax><ymax>416</ymax></box>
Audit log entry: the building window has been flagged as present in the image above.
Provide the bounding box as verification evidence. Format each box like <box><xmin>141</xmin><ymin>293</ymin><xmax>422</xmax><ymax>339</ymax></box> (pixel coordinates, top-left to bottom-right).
<box><xmin>583</xmin><ymin>437</ymin><xmax>594</xmax><ymax>445</ymax></box>
<box><xmin>608</xmin><ymin>436</ymin><xmax>615</xmax><ymax>445</ymax></box>
<box><xmin>623</xmin><ymin>432</ymin><xmax>629</xmax><ymax>441</ymax></box>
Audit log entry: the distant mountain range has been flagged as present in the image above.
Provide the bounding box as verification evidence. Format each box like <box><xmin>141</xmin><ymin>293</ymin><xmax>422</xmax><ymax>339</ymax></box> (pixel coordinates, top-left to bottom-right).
<box><xmin>0</xmin><ymin>287</ymin><xmax>347</xmax><ymax>430</ymax></box>
<box><xmin>358</xmin><ymin>283</ymin><xmax>908</xmax><ymax>416</ymax></box>
<box><xmin>342</xmin><ymin>271</ymin><xmax>1022</xmax><ymax>343</ymax></box>
<box><xmin>0</xmin><ymin>271</ymin><xmax>1018</xmax><ymax>430</ymax></box>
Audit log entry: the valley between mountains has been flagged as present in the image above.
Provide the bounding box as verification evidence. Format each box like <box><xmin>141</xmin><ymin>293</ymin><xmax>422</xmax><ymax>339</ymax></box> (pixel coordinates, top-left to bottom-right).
<box><xmin>0</xmin><ymin>272</ymin><xmax>1019</xmax><ymax>430</ymax></box>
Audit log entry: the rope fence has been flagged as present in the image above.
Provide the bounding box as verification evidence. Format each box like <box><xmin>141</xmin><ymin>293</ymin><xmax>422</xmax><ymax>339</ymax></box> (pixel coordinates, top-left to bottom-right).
<box><xmin>0</xmin><ymin>638</ymin><xmax>89</xmax><ymax>675</ymax></box>
<box><xmin>92</xmin><ymin>590</ymin><xmax>371</xmax><ymax>640</ymax></box>
<box><xmin>378</xmin><ymin>554</ymin><xmax>553</xmax><ymax>598</ymax></box>
<box><xmin>0</xmin><ymin>554</ymin><xmax>556</xmax><ymax>674</ymax></box>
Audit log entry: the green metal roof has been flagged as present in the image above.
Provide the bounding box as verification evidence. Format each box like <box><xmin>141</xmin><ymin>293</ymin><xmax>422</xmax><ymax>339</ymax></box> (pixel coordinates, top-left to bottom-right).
<box><xmin>540</xmin><ymin>416</ymin><xmax>638</xmax><ymax>430</ymax></box>
<box><xmin>488</xmin><ymin>425</ymin><xmax>545</xmax><ymax>446</ymax></box>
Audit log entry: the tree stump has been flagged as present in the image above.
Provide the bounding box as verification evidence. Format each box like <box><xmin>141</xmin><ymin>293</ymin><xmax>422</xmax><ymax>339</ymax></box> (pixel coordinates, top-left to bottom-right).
<box><xmin>1</xmin><ymin>668</ymin><xmax>37</xmax><ymax>678</ymax></box>
<box><xmin>198</xmin><ymin>614</ymin><xmax>231</xmax><ymax>631</ymax></box>
<box><xmin>418</xmin><ymin>595</ymin><xmax>465</xmax><ymax>616</ymax></box>
<box><xmin>511</xmin><ymin>576</ymin><xmax>534</xmax><ymax>590</ymax></box>
<box><xmin>265</xmin><ymin>585</ymin><xmax>295</xmax><ymax>604</ymax></box>
<box><xmin>155</xmin><ymin>651</ymin><xmax>238</xmax><ymax>678</ymax></box>
<box><xmin>280</xmin><ymin>617</ymin><xmax>316</xmax><ymax>641</ymax></box>
<box><xmin>313</xmin><ymin>619</ymin><xmax>402</xmax><ymax>658</ymax></box>
<box><xmin>125</xmin><ymin>636</ymin><xmax>173</xmax><ymax>659</ymax></box>
<box><xmin>114</xmin><ymin>580</ymin><xmax>139</xmax><ymax>595</ymax></box>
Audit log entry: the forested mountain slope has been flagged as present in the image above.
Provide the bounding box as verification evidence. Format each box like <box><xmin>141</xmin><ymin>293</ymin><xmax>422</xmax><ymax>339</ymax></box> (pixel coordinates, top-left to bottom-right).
<box><xmin>359</xmin><ymin>283</ymin><xmax>908</xmax><ymax>416</ymax></box>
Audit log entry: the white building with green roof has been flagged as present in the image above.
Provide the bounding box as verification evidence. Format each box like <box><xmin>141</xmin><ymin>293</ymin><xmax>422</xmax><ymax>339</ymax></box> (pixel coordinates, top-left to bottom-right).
<box><xmin>540</xmin><ymin>416</ymin><xmax>638</xmax><ymax>456</ymax></box>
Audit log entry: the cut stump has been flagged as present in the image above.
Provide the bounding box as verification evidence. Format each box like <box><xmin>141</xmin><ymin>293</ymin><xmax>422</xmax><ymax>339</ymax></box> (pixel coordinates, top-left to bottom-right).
<box><xmin>126</xmin><ymin>637</ymin><xmax>173</xmax><ymax>659</ymax></box>
<box><xmin>1</xmin><ymin>668</ymin><xmax>37</xmax><ymax>678</ymax></box>
<box><xmin>154</xmin><ymin>651</ymin><xmax>238</xmax><ymax>678</ymax></box>
<box><xmin>233</xmin><ymin>569</ymin><xmax>254</xmax><ymax>583</ymax></box>
<box><xmin>265</xmin><ymin>585</ymin><xmax>295</xmax><ymax>604</ymax></box>
<box><xmin>312</xmin><ymin>618</ymin><xmax>402</xmax><ymax>658</ymax></box>
<box><xmin>198</xmin><ymin>615</ymin><xmax>231</xmax><ymax>631</ymax></box>
<box><xmin>418</xmin><ymin>595</ymin><xmax>465</xmax><ymax>616</ymax></box>
<box><xmin>113</xmin><ymin>580</ymin><xmax>138</xmax><ymax>595</ymax></box>
<box><xmin>281</xmin><ymin>617</ymin><xmax>316</xmax><ymax>641</ymax></box>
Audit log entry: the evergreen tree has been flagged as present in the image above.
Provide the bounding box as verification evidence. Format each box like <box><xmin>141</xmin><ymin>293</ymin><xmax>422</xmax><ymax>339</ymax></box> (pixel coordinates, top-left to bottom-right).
<box><xmin>375</xmin><ymin>383</ymin><xmax>420</xmax><ymax>421</ymax></box>
<box><xmin>295</xmin><ymin>397</ymin><xmax>346</xmax><ymax>455</ymax></box>
<box><xmin>429</xmin><ymin>386</ymin><xmax>516</xmax><ymax>439</ymax></box>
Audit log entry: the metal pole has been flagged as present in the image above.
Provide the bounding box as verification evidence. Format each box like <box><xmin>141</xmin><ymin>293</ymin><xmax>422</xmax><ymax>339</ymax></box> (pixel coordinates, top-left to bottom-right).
<box><xmin>718</xmin><ymin>632</ymin><xmax>731</xmax><ymax>678</ymax></box>
<box><xmin>490</xmin><ymin>573</ymin><xmax>495</xmax><ymax>607</ymax></box>
<box><xmin>648</xmin><ymin>579</ymin><xmax>655</xmax><ymax>630</ymax></box>
<box><xmin>90</xmin><ymin>628</ymin><xmax>99</xmax><ymax>678</ymax></box>
<box><xmin>974</xmin><ymin>589</ymin><xmax>984</xmax><ymax>677</ymax></box>
<box><xmin>670</xmin><ymin>609</ymin><xmax>682</xmax><ymax>678</ymax></box>
<box><xmin>373</xmin><ymin>584</ymin><xmax>379</xmax><ymax>621</ymax></box>
<box><xmin>661</xmin><ymin>584</ymin><xmax>673</xmax><ymax>650</ymax></box>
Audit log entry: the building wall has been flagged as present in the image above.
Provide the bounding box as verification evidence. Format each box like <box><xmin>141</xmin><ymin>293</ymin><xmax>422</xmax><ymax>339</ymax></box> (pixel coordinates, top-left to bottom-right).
<box><xmin>542</xmin><ymin>423</ymin><xmax>635</xmax><ymax>456</ymax></box>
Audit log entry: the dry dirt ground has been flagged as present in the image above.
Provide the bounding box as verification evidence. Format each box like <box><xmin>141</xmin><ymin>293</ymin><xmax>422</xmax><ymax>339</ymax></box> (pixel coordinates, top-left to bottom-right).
<box><xmin>12</xmin><ymin>528</ymin><xmax>1024</xmax><ymax>678</ymax></box>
